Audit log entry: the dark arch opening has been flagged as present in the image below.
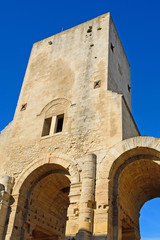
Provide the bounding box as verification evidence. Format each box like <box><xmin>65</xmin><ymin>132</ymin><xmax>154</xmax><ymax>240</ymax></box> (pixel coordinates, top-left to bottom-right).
<box><xmin>11</xmin><ymin>163</ymin><xmax>71</xmax><ymax>240</ymax></box>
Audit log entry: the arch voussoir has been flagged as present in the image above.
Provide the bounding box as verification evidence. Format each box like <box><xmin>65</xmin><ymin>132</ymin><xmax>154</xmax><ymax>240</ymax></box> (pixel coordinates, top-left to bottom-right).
<box><xmin>105</xmin><ymin>136</ymin><xmax>160</xmax><ymax>240</ymax></box>
<box><xmin>13</xmin><ymin>153</ymin><xmax>81</xmax><ymax>196</ymax></box>
<box><xmin>100</xmin><ymin>136</ymin><xmax>160</xmax><ymax>181</ymax></box>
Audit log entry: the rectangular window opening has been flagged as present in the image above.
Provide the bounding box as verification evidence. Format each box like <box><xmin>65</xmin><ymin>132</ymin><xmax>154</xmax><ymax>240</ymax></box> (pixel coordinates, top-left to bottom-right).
<box><xmin>55</xmin><ymin>114</ymin><xmax>64</xmax><ymax>133</ymax></box>
<box><xmin>41</xmin><ymin>117</ymin><xmax>52</xmax><ymax>137</ymax></box>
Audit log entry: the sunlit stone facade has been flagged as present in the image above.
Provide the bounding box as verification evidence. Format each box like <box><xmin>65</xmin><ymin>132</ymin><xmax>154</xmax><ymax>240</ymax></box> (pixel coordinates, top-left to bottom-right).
<box><xmin>0</xmin><ymin>13</ymin><xmax>160</xmax><ymax>240</ymax></box>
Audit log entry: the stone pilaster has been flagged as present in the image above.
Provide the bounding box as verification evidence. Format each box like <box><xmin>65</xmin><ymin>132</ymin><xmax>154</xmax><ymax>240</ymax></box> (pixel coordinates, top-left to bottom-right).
<box><xmin>5</xmin><ymin>193</ymin><xmax>27</xmax><ymax>240</ymax></box>
<box><xmin>65</xmin><ymin>182</ymin><xmax>81</xmax><ymax>238</ymax></box>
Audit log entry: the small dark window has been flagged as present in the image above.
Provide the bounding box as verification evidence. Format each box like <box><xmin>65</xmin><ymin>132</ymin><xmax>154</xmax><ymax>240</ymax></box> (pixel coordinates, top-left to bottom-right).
<box><xmin>41</xmin><ymin>117</ymin><xmax>52</xmax><ymax>137</ymax></box>
<box><xmin>20</xmin><ymin>103</ymin><xmax>27</xmax><ymax>111</ymax></box>
<box><xmin>128</xmin><ymin>85</ymin><xmax>131</xmax><ymax>93</ymax></box>
<box><xmin>111</xmin><ymin>43</ymin><xmax>115</xmax><ymax>52</ymax></box>
<box><xmin>94</xmin><ymin>80</ymin><xmax>101</xmax><ymax>89</ymax></box>
<box><xmin>55</xmin><ymin>114</ymin><xmax>64</xmax><ymax>133</ymax></box>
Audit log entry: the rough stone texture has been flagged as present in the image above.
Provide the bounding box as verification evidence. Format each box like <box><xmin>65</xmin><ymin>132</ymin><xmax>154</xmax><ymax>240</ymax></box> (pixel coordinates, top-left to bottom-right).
<box><xmin>0</xmin><ymin>12</ymin><xmax>159</xmax><ymax>240</ymax></box>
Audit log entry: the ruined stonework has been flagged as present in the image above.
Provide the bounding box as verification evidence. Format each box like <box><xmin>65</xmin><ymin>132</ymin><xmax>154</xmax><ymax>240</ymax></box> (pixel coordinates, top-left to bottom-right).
<box><xmin>0</xmin><ymin>13</ymin><xmax>160</xmax><ymax>240</ymax></box>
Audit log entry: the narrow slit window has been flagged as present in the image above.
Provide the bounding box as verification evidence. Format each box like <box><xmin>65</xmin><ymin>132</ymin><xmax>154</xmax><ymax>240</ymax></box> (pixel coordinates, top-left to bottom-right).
<box><xmin>41</xmin><ymin>117</ymin><xmax>52</xmax><ymax>137</ymax></box>
<box><xmin>55</xmin><ymin>114</ymin><xmax>64</xmax><ymax>133</ymax></box>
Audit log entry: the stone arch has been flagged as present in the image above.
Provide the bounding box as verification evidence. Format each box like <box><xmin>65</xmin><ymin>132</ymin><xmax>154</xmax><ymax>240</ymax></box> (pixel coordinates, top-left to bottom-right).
<box><xmin>13</xmin><ymin>153</ymin><xmax>80</xmax><ymax>196</ymax></box>
<box><xmin>37</xmin><ymin>98</ymin><xmax>72</xmax><ymax>117</ymax></box>
<box><xmin>7</xmin><ymin>154</ymin><xmax>81</xmax><ymax>240</ymax></box>
<box><xmin>100</xmin><ymin>136</ymin><xmax>160</xmax><ymax>240</ymax></box>
<box><xmin>100</xmin><ymin>136</ymin><xmax>160</xmax><ymax>178</ymax></box>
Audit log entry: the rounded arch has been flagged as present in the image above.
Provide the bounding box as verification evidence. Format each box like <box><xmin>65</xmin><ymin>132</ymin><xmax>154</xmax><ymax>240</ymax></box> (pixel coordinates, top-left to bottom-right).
<box><xmin>13</xmin><ymin>153</ymin><xmax>80</xmax><ymax>196</ymax></box>
<box><xmin>104</xmin><ymin>137</ymin><xmax>160</xmax><ymax>240</ymax></box>
<box><xmin>37</xmin><ymin>97</ymin><xmax>72</xmax><ymax>117</ymax></box>
<box><xmin>99</xmin><ymin>136</ymin><xmax>160</xmax><ymax>180</ymax></box>
<box><xmin>9</xmin><ymin>154</ymin><xmax>81</xmax><ymax>240</ymax></box>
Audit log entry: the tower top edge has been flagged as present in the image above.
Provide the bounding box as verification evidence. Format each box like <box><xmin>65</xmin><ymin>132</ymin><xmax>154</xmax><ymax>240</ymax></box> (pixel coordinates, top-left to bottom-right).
<box><xmin>33</xmin><ymin>12</ymin><xmax>111</xmax><ymax>46</ymax></box>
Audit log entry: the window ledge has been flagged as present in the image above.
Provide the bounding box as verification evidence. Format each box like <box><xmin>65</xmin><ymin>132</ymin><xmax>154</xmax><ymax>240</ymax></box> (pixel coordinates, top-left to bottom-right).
<box><xmin>41</xmin><ymin>132</ymin><xmax>62</xmax><ymax>139</ymax></box>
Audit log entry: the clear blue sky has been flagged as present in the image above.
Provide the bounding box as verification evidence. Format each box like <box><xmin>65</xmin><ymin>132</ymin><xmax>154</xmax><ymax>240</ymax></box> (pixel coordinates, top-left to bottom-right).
<box><xmin>140</xmin><ymin>198</ymin><xmax>160</xmax><ymax>240</ymax></box>
<box><xmin>0</xmin><ymin>0</ymin><xmax>160</xmax><ymax>238</ymax></box>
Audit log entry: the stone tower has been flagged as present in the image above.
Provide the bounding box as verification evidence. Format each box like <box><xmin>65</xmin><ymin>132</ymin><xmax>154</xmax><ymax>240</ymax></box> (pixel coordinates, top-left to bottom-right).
<box><xmin>0</xmin><ymin>12</ymin><xmax>160</xmax><ymax>240</ymax></box>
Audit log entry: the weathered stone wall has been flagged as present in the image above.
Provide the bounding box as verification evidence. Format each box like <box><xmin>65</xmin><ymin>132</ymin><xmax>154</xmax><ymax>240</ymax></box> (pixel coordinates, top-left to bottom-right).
<box><xmin>0</xmin><ymin>13</ymin><xmax>145</xmax><ymax>240</ymax></box>
<box><xmin>0</xmin><ymin>13</ymin><xmax>138</xmax><ymax>179</ymax></box>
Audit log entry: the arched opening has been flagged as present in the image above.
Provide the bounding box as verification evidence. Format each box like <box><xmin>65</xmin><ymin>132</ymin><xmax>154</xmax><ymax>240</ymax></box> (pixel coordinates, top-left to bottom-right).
<box><xmin>140</xmin><ymin>197</ymin><xmax>160</xmax><ymax>239</ymax></box>
<box><xmin>108</xmin><ymin>149</ymin><xmax>160</xmax><ymax>240</ymax></box>
<box><xmin>11</xmin><ymin>163</ymin><xmax>71</xmax><ymax>240</ymax></box>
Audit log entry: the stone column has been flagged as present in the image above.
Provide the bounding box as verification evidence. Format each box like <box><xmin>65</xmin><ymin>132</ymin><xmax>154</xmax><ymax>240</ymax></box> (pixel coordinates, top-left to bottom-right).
<box><xmin>0</xmin><ymin>176</ymin><xmax>14</xmax><ymax>239</ymax></box>
<box><xmin>76</xmin><ymin>154</ymin><xmax>96</xmax><ymax>240</ymax></box>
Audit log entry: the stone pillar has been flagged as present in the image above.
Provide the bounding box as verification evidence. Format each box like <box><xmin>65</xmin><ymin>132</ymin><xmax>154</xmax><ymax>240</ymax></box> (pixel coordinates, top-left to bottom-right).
<box><xmin>5</xmin><ymin>193</ymin><xmax>27</xmax><ymax>240</ymax></box>
<box><xmin>65</xmin><ymin>182</ymin><xmax>81</xmax><ymax>238</ymax></box>
<box><xmin>0</xmin><ymin>176</ymin><xmax>14</xmax><ymax>239</ymax></box>
<box><xmin>76</xmin><ymin>154</ymin><xmax>96</xmax><ymax>240</ymax></box>
<box><xmin>93</xmin><ymin>177</ymin><xmax>110</xmax><ymax>239</ymax></box>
